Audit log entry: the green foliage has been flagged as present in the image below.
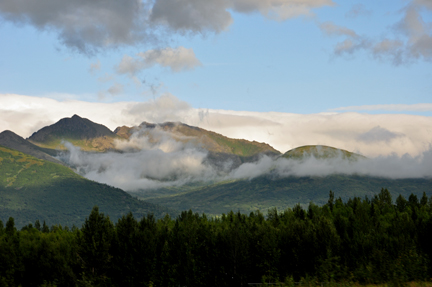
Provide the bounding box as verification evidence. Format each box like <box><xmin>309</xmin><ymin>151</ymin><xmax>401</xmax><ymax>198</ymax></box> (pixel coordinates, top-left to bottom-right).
<box><xmin>0</xmin><ymin>145</ymin><xmax>176</xmax><ymax>228</ymax></box>
<box><xmin>78</xmin><ymin>206</ymin><xmax>114</xmax><ymax>285</ymax></box>
<box><xmin>142</xmin><ymin>174</ymin><xmax>432</xmax><ymax>217</ymax></box>
<box><xmin>282</xmin><ymin>145</ymin><xmax>366</xmax><ymax>161</ymax></box>
<box><xmin>1</xmin><ymin>192</ymin><xmax>432</xmax><ymax>286</ymax></box>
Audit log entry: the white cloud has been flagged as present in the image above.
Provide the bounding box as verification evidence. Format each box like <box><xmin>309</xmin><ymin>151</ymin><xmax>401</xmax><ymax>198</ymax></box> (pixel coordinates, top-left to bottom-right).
<box><xmin>61</xmin><ymin>134</ymin><xmax>215</xmax><ymax>190</ymax></box>
<box><xmin>357</xmin><ymin>126</ymin><xmax>404</xmax><ymax>143</ymax></box>
<box><xmin>321</xmin><ymin>1</ymin><xmax>432</xmax><ymax>64</ymax></box>
<box><xmin>116</xmin><ymin>47</ymin><xmax>202</xmax><ymax>76</ymax></box>
<box><xmin>1</xmin><ymin>93</ymin><xmax>432</xmax><ymax>158</ymax></box>
<box><xmin>331</xmin><ymin>103</ymin><xmax>432</xmax><ymax>112</ymax></box>
<box><xmin>229</xmin><ymin>151</ymin><xmax>432</xmax><ymax>180</ymax></box>
<box><xmin>319</xmin><ymin>21</ymin><xmax>370</xmax><ymax>56</ymax></box>
<box><xmin>2</xmin><ymin>93</ymin><xmax>432</xmax><ymax>190</ymax></box>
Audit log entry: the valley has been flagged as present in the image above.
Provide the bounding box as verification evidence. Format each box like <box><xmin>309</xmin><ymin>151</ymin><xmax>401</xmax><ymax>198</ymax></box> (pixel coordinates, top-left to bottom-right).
<box><xmin>1</xmin><ymin>114</ymin><xmax>431</xmax><ymax>226</ymax></box>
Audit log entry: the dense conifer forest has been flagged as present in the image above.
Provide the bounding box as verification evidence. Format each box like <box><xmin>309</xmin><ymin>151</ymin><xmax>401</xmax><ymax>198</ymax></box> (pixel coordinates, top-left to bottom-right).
<box><xmin>1</xmin><ymin>189</ymin><xmax>432</xmax><ymax>287</ymax></box>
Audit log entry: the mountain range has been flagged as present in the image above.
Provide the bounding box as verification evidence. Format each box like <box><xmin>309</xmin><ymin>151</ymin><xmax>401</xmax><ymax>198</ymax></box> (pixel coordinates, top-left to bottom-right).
<box><xmin>0</xmin><ymin>126</ymin><xmax>176</xmax><ymax>227</ymax></box>
<box><xmin>1</xmin><ymin>115</ymin><xmax>431</xmax><ymax>225</ymax></box>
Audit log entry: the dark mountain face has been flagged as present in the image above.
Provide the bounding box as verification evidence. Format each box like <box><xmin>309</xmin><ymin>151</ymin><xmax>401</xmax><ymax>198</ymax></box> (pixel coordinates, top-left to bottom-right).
<box><xmin>27</xmin><ymin>115</ymin><xmax>120</xmax><ymax>151</ymax></box>
<box><xmin>0</xmin><ymin>130</ymin><xmax>65</xmax><ymax>165</ymax></box>
<box><xmin>29</xmin><ymin>114</ymin><xmax>117</xmax><ymax>142</ymax></box>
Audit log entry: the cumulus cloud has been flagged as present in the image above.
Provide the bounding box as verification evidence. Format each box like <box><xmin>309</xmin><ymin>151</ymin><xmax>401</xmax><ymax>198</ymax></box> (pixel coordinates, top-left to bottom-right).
<box><xmin>229</xmin><ymin>0</ymin><xmax>335</xmax><ymax>21</ymax></box>
<box><xmin>0</xmin><ymin>0</ymin><xmax>154</xmax><ymax>54</ymax></box>
<box><xmin>321</xmin><ymin>0</ymin><xmax>432</xmax><ymax>64</ymax></box>
<box><xmin>1</xmin><ymin>93</ymin><xmax>432</xmax><ymax>158</ymax></box>
<box><xmin>0</xmin><ymin>0</ymin><xmax>333</xmax><ymax>54</ymax></box>
<box><xmin>150</xmin><ymin>0</ymin><xmax>233</xmax><ymax>34</ymax></box>
<box><xmin>150</xmin><ymin>0</ymin><xmax>334</xmax><ymax>34</ymax></box>
<box><xmin>116</xmin><ymin>47</ymin><xmax>202</xmax><ymax>76</ymax></box>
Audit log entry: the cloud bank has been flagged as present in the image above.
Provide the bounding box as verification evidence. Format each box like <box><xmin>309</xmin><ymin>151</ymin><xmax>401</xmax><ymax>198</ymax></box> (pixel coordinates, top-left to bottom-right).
<box><xmin>1</xmin><ymin>93</ymin><xmax>432</xmax><ymax>158</ymax></box>
<box><xmin>59</xmin><ymin>135</ymin><xmax>432</xmax><ymax>192</ymax></box>
<box><xmin>331</xmin><ymin>103</ymin><xmax>432</xmax><ymax>113</ymax></box>
<box><xmin>1</xmin><ymin>93</ymin><xmax>431</xmax><ymax>190</ymax></box>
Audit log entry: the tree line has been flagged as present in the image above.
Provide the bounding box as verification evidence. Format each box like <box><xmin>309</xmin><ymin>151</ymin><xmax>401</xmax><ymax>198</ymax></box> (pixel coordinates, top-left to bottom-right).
<box><xmin>1</xmin><ymin>189</ymin><xmax>432</xmax><ymax>287</ymax></box>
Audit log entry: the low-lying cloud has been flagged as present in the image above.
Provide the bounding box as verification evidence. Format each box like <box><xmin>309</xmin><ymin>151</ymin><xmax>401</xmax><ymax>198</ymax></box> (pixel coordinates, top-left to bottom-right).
<box><xmin>61</xmin><ymin>131</ymin><xmax>217</xmax><ymax>190</ymax></box>
<box><xmin>2</xmin><ymin>93</ymin><xmax>432</xmax><ymax>159</ymax></box>
<box><xmin>59</xmin><ymin>130</ymin><xmax>432</xmax><ymax>192</ymax></box>
<box><xmin>230</xmin><ymin>151</ymin><xmax>432</xmax><ymax>180</ymax></box>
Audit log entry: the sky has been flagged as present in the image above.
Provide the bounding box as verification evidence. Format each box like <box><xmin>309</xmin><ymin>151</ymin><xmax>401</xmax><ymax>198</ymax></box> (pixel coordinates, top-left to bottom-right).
<box><xmin>1</xmin><ymin>0</ymin><xmax>432</xmax><ymax>158</ymax></box>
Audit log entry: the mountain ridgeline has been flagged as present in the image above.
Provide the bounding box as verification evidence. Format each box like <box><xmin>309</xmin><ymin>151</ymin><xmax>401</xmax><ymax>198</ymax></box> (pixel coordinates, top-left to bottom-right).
<box><xmin>0</xmin><ymin>130</ymin><xmax>65</xmax><ymax>165</ymax></box>
<box><xmin>282</xmin><ymin>145</ymin><xmax>366</xmax><ymax>161</ymax></box>
<box><xmin>1</xmin><ymin>114</ymin><xmax>431</xmax><ymax>225</ymax></box>
<box><xmin>115</xmin><ymin>121</ymin><xmax>281</xmax><ymax>157</ymax></box>
<box><xmin>28</xmin><ymin>114</ymin><xmax>120</xmax><ymax>151</ymax></box>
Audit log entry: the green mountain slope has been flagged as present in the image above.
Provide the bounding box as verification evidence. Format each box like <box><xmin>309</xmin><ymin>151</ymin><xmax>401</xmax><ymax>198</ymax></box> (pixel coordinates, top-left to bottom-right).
<box><xmin>0</xmin><ymin>130</ymin><xmax>65</xmax><ymax>165</ymax></box>
<box><xmin>116</xmin><ymin>121</ymin><xmax>281</xmax><ymax>157</ymax></box>
<box><xmin>143</xmin><ymin>175</ymin><xmax>432</xmax><ymax>216</ymax></box>
<box><xmin>282</xmin><ymin>145</ymin><xmax>366</xmax><ymax>161</ymax></box>
<box><xmin>28</xmin><ymin>114</ymin><xmax>121</xmax><ymax>151</ymax></box>
<box><xmin>0</xmin><ymin>145</ymin><xmax>176</xmax><ymax>228</ymax></box>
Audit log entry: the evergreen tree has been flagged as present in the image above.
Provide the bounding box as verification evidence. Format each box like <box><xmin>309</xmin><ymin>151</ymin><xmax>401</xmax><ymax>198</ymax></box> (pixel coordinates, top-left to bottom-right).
<box><xmin>78</xmin><ymin>206</ymin><xmax>114</xmax><ymax>285</ymax></box>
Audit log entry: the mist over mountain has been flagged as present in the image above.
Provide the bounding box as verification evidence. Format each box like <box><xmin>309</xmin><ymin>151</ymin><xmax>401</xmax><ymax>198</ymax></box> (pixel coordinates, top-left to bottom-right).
<box><xmin>0</xmin><ymin>145</ymin><xmax>175</xmax><ymax>228</ymax></box>
<box><xmin>42</xmin><ymin>115</ymin><xmax>432</xmax><ymax>193</ymax></box>
<box><xmin>3</xmin><ymin>114</ymin><xmax>432</xmax><ymax>217</ymax></box>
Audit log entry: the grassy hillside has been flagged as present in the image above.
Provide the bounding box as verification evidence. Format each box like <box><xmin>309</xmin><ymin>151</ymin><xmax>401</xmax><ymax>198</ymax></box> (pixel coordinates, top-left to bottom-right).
<box><xmin>0</xmin><ymin>130</ymin><xmax>65</xmax><ymax>165</ymax></box>
<box><xmin>0</xmin><ymin>145</ymin><xmax>176</xmax><ymax>228</ymax></box>
<box><xmin>116</xmin><ymin>121</ymin><xmax>281</xmax><ymax>157</ymax></box>
<box><xmin>143</xmin><ymin>174</ymin><xmax>432</xmax><ymax>216</ymax></box>
<box><xmin>282</xmin><ymin>145</ymin><xmax>366</xmax><ymax>161</ymax></box>
<box><xmin>28</xmin><ymin>114</ymin><xmax>121</xmax><ymax>151</ymax></box>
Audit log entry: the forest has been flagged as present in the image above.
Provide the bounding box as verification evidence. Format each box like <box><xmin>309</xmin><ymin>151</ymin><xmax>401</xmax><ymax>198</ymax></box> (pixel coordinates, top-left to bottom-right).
<box><xmin>1</xmin><ymin>189</ymin><xmax>432</xmax><ymax>287</ymax></box>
